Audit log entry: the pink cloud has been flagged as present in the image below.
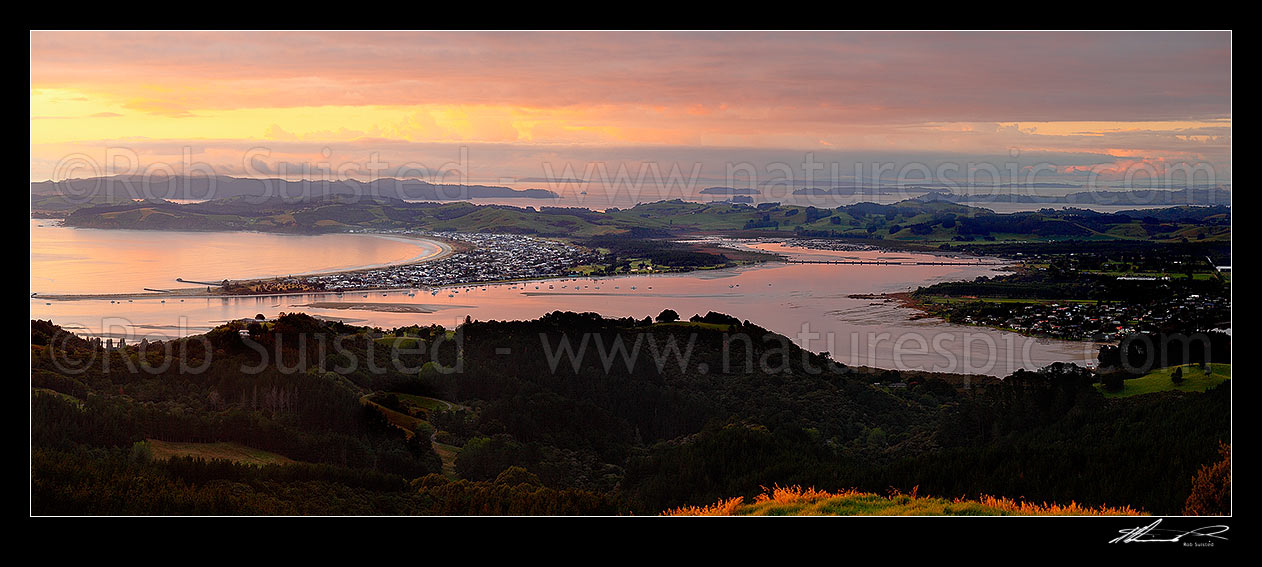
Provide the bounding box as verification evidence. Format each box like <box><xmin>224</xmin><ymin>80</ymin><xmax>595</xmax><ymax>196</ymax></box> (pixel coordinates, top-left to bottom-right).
<box><xmin>30</xmin><ymin>31</ymin><xmax>1230</xmax><ymax>123</ymax></box>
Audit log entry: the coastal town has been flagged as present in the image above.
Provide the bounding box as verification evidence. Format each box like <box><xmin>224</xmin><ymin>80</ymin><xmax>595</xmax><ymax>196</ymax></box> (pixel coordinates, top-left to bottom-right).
<box><xmin>907</xmin><ymin>246</ymin><xmax>1232</xmax><ymax>342</ymax></box>
<box><xmin>252</xmin><ymin>232</ymin><xmax>599</xmax><ymax>293</ymax></box>
<box><xmin>924</xmin><ymin>293</ymin><xmax>1232</xmax><ymax>341</ymax></box>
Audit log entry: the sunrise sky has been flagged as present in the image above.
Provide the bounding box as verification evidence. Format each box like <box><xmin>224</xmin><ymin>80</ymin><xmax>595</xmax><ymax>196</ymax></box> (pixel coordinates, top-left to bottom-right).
<box><xmin>29</xmin><ymin>31</ymin><xmax>1231</xmax><ymax>188</ymax></box>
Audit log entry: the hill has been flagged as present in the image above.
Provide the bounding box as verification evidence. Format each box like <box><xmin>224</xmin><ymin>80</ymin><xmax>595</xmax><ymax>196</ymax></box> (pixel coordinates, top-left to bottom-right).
<box><xmin>54</xmin><ymin>194</ymin><xmax>1228</xmax><ymax>245</ymax></box>
<box><xmin>918</xmin><ymin>187</ymin><xmax>1231</xmax><ymax>207</ymax></box>
<box><xmin>30</xmin><ymin>313</ymin><xmax>1230</xmax><ymax>515</ymax></box>
<box><xmin>31</xmin><ymin>175</ymin><xmax>558</xmax><ymax>201</ymax></box>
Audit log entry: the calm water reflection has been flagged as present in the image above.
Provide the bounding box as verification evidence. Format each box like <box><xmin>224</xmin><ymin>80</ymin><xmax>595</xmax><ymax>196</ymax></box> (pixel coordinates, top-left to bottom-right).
<box><xmin>31</xmin><ymin>230</ymin><xmax>1101</xmax><ymax>376</ymax></box>
<box><xmin>30</xmin><ymin>220</ymin><xmax>443</xmax><ymax>295</ymax></box>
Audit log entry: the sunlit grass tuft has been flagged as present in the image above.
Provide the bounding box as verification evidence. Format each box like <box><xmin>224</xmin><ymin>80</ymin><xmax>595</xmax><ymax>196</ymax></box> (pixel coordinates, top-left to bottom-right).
<box><xmin>663</xmin><ymin>485</ymin><xmax>1145</xmax><ymax>516</ymax></box>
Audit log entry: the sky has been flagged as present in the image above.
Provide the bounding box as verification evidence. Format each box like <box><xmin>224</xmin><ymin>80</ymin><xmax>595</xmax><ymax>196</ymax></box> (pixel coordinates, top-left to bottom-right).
<box><xmin>30</xmin><ymin>31</ymin><xmax>1231</xmax><ymax>191</ymax></box>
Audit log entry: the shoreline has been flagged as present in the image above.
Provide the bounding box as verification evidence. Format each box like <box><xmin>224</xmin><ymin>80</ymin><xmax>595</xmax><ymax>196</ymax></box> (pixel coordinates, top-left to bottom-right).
<box><xmin>33</xmin><ymin>261</ymin><xmax>759</xmax><ymax>302</ymax></box>
<box><xmin>33</xmin><ymin>234</ymin><xmax>1008</xmax><ymax>303</ymax></box>
<box><xmin>851</xmin><ymin>291</ymin><xmax>1116</xmax><ymax>346</ymax></box>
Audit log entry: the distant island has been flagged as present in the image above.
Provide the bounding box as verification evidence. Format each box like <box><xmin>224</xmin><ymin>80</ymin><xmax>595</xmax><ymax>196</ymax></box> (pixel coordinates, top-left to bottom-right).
<box><xmin>29</xmin><ymin>174</ymin><xmax>560</xmax><ymax>203</ymax></box>
<box><xmin>698</xmin><ymin>186</ymin><xmax>761</xmax><ymax>195</ymax></box>
<box><xmin>913</xmin><ymin>187</ymin><xmax>1231</xmax><ymax>206</ymax></box>
<box><xmin>792</xmin><ymin>186</ymin><xmax>905</xmax><ymax>196</ymax></box>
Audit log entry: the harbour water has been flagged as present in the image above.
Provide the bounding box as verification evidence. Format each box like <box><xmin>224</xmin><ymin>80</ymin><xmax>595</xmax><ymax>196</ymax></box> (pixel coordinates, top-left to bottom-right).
<box><xmin>30</xmin><ymin>219</ymin><xmax>445</xmax><ymax>295</ymax></box>
<box><xmin>30</xmin><ymin>223</ymin><xmax>1102</xmax><ymax>376</ymax></box>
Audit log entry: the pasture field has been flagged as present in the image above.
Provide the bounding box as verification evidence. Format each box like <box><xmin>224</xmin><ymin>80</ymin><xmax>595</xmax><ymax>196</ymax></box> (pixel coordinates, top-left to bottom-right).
<box><xmin>145</xmin><ymin>440</ymin><xmax>295</xmax><ymax>466</ymax></box>
<box><xmin>1099</xmin><ymin>363</ymin><xmax>1231</xmax><ymax>398</ymax></box>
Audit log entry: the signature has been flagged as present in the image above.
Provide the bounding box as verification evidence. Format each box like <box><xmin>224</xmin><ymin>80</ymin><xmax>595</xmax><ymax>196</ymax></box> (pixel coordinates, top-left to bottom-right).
<box><xmin>1109</xmin><ymin>519</ymin><xmax>1229</xmax><ymax>544</ymax></box>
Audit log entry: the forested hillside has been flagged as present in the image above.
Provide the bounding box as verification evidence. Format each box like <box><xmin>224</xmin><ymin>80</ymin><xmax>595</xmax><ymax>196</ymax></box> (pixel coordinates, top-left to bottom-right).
<box><xmin>30</xmin><ymin>312</ymin><xmax>1229</xmax><ymax>515</ymax></box>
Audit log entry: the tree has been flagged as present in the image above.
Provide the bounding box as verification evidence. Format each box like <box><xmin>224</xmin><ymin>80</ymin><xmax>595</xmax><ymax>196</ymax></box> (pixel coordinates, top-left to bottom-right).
<box><xmin>1184</xmin><ymin>442</ymin><xmax>1230</xmax><ymax>515</ymax></box>
<box><xmin>1101</xmin><ymin>372</ymin><xmax>1125</xmax><ymax>392</ymax></box>
<box><xmin>1172</xmin><ymin>366</ymin><xmax>1184</xmax><ymax>384</ymax></box>
<box><xmin>129</xmin><ymin>441</ymin><xmax>153</xmax><ymax>464</ymax></box>
<box><xmin>866</xmin><ymin>427</ymin><xmax>887</xmax><ymax>449</ymax></box>
<box><xmin>494</xmin><ymin>466</ymin><xmax>542</xmax><ymax>487</ymax></box>
<box><xmin>655</xmin><ymin>309</ymin><xmax>680</xmax><ymax>323</ymax></box>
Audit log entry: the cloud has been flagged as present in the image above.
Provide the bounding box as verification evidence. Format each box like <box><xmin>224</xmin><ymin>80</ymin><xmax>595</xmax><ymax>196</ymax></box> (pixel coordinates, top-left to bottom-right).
<box><xmin>32</xmin><ymin>111</ymin><xmax>124</xmax><ymax>120</ymax></box>
<box><xmin>30</xmin><ymin>31</ymin><xmax>1230</xmax><ymax>123</ymax></box>
<box><xmin>263</xmin><ymin>124</ymin><xmax>298</xmax><ymax>141</ymax></box>
<box><xmin>29</xmin><ymin>31</ymin><xmax>1231</xmax><ymax>183</ymax></box>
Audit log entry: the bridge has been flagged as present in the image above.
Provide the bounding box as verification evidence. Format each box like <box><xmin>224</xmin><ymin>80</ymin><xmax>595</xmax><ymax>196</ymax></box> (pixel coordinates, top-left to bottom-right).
<box><xmin>787</xmin><ymin>258</ymin><xmax>1004</xmax><ymax>265</ymax></box>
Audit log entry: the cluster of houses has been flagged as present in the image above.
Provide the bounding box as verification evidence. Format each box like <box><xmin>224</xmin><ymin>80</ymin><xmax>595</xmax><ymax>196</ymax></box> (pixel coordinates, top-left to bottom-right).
<box><xmin>953</xmin><ymin>294</ymin><xmax>1231</xmax><ymax>341</ymax></box>
<box><xmin>781</xmin><ymin>238</ymin><xmax>879</xmax><ymax>252</ymax></box>
<box><xmin>291</xmin><ymin>232</ymin><xmax>597</xmax><ymax>291</ymax></box>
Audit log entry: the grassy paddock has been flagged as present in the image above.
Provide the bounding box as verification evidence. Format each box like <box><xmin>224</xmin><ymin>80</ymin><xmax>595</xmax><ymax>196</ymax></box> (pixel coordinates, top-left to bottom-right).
<box><xmin>1099</xmin><ymin>363</ymin><xmax>1231</xmax><ymax>398</ymax></box>
<box><xmin>145</xmin><ymin>440</ymin><xmax>295</xmax><ymax>466</ymax></box>
<box><xmin>366</xmin><ymin>393</ymin><xmax>465</xmax><ymax>477</ymax></box>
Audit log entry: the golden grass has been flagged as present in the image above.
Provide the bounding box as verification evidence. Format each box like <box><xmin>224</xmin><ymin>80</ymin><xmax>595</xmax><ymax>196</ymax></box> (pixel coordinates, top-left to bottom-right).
<box><xmin>664</xmin><ymin>485</ymin><xmax>1145</xmax><ymax>517</ymax></box>
<box><xmin>976</xmin><ymin>494</ymin><xmax>1143</xmax><ymax>516</ymax></box>
<box><xmin>667</xmin><ymin>497</ymin><xmax>747</xmax><ymax>517</ymax></box>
